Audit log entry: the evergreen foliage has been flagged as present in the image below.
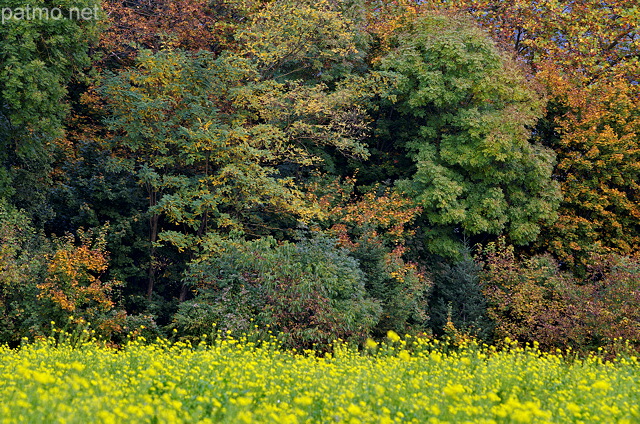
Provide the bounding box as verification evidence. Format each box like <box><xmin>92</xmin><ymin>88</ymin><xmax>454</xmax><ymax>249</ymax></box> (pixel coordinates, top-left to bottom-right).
<box><xmin>428</xmin><ymin>249</ymin><xmax>493</xmax><ymax>340</ymax></box>
<box><xmin>0</xmin><ymin>0</ymin><xmax>100</xmax><ymax>219</ymax></box>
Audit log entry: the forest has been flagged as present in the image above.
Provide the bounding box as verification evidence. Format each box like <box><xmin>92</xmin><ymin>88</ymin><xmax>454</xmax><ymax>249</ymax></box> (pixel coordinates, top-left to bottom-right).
<box><xmin>0</xmin><ymin>0</ymin><xmax>638</xmax><ymax>353</ymax></box>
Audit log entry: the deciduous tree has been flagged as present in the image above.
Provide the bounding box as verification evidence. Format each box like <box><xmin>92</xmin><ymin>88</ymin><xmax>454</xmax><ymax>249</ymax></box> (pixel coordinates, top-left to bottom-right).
<box><xmin>0</xmin><ymin>0</ymin><xmax>100</xmax><ymax>220</ymax></box>
<box><xmin>376</xmin><ymin>14</ymin><xmax>560</xmax><ymax>257</ymax></box>
<box><xmin>446</xmin><ymin>0</ymin><xmax>640</xmax><ymax>266</ymax></box>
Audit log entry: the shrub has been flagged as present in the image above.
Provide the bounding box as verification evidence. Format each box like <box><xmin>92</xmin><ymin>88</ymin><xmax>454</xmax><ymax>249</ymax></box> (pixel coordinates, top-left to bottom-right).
<box><xmin>176</xmin><ymin>234</ymin><xmax>382</xmax><ymax>349</ymax></box>
<box><xmin>577</xmin><ymin>253</ymin><xmax>640</xmax><ymax>350</ymax></box>
<box><xmin>37</xmin><ymin>227</ymin><xmax>126</xmax><ymax>337</ymax></box>
<box><xmin>0</xmin><ymin>200</ymin><xmax>126</xmax><ymax>345</ymax></box>
<box><xmin>0</xmin><ymin>201</ymin><xmax>48</xmax><ymax>345</ymax></box>
<box><xmin>478</xmin><ymin>238</ymin><xmax>640</xmax><ymax>352</ymax></box>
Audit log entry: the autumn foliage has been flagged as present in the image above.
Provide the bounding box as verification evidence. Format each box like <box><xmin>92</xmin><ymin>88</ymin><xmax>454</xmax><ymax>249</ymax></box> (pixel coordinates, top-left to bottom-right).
<box><xmin>443</xmin><ymin>0</ymin><xmax>640</xmax><ymax>267</ymax></box>
<box><xmin>38</xmin><ymin>229</ymin><xmax>120</xmax><ymax>315</ymax></box>
<box><xmin>306</xmin><ymin>176</ymin><xmax>431</xmax><ymax>335</ymax></box>
<box><xmin>35</xmin><ymin>228</ymin><xmax>125</xmax><ymax>337</ymax></box>
<box><xmin>478</xmin><ymin>239</ymin><xmax>640</xmax><ymax>352</ymax></box>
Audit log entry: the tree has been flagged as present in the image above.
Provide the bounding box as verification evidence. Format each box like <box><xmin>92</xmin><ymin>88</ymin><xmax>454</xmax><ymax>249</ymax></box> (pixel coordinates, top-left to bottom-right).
<box><xmin>101</xmin><ymin>49</ymin><xmax>298</xmax><ymax>299</ymax></box>
<box><xmin>429</xmin><ymin>248</ymin><xmax>493</xmax><ymax>340</ymax></box>
<box><xmin>0</xmin><ymin>0</ymin><xmax>100</xmax><ymax>221</ymax></box>
<box><xmin>101</xmin><ymin>42</ymin><xmax>375</xmax><ymax>299</ymax></box>
<box><xmin>445</xmin><ymin>0</ymin><xmax>640</xmax><ymax>267</ymax></box>
<box><xmin>237</xmin><ymin>0</ymin><xmax>366</xmax><ymax>82</ymax></box>
<box><xmin>100</xmin><ymin>0</ymin><xmax>384</xmax><ymax>300</ymax></box>
<box><xmin>99</xmin><ymin>0</ymin><xmax>251</xmax><ymax>67</ymax></box>
<box><xmin>0</xmin><ymin>200</ymin><xmax>47</xmax><ymax>345</ymax></box>
<box><xmin>376</xmin><ymin>14</ymin><xmax>560</xmax><ymax>257</ymax></box>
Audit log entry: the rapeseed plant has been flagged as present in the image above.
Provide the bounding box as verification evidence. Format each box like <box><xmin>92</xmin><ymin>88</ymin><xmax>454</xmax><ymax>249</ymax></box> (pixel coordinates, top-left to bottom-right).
<box><xmin>0</xmin><ymin>333</ymin><xmax>638</xmax><ymax>423</ymax></box>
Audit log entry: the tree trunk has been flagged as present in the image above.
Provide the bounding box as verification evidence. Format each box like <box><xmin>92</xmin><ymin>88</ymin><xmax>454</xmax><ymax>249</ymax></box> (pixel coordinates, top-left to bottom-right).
<box><xmin>147</xmin><ymin>188</ymin><xmax>159</xmax><ymax>300</ymax></box>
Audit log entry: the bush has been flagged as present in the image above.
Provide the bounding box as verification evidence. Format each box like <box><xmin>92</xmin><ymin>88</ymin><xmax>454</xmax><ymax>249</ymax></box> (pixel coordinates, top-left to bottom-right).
<box><xmin>36</xmin><ymin>227</ymin><xmax>126</xmax><ymax>337</ymax></box>
<box><xmin>478</xmin><ymin>238</ymin><xmax>640</xmax><ymax>352</ymax></box>
<box><xmin>0</xmin><ymin>201</ymin><xmax>48</xmax><ymax>345</ymax></box>
<box><xmin>175</xmin><ymin>234</ymin><xmax>382</xmax><ymax>349</ymax></box>
<box><xmin>0</xmin><ymin>200</ymin><xmax>127</xmax><ymax>345</ymax></box>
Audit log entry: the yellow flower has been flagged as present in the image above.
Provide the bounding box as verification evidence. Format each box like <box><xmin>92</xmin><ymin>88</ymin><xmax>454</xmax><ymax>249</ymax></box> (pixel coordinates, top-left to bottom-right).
<box><xmin>365</xmin><ymin>338</ymin><xmax>378</xmax><ymax>349</ymax></box>
<box><xmin>236</xmin><ymin>396</ymin><xmax>253</xmax><ymax>406</ymax></box>
<box><xmin>443</xmin><ymin>384</ymin><xmax>465</xmax><ymax>398</ymax></box>
<box><xmin>398</xmin><ymin>350</ymin><xmax>411</xmax><ymax>361</ymax></box>
<box><xmin>566</xmin><ymin>402</ymin><xmax>580</xmax><ymax>415</ymax></box>
<box><xmin>387</xmin><ymin>330</ymin><xmax>401</xmax><ymax>343</ymax></box>
<box><xmin>592</xmin><ymin>380</ymin><xmax>611</xmax><ymax>391</ymax></box>
<box><xmin>294</xmin><ymin>396</ymin><xmax>313</xmax><ymax>406</ymax></box>
<box><xmin>347</xmin><ymin>404</ymin><xmax>363</xmax><ymax>416</ymax></box>
<box><xmin>32</xmin><ymin>371</ymin><xmax>56</xmax><ymax>384</ymax></box>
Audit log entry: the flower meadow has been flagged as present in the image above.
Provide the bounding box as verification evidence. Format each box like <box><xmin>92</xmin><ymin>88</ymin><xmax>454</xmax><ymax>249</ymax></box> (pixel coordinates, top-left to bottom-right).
<box><xmin>0</xmin><ymin>333</ymin><xmax>639</xmax><ymax>424</ymax></box>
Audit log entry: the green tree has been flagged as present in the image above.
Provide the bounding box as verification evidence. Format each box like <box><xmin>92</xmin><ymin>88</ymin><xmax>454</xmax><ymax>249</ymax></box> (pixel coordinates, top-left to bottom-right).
<box><xmin>445</xmin><ymin>0</ymin><xmax>640</xmax><ymax>268</ymax></box>
<box><xmin>238</xmin><ymin>0</ymin><xmax>367</xmax><ymax>83</ymax></box>
<box><xmin>100</xmin><ymin>0</ymin><xmax>383</xmax><ymax>300</ymax></box>
<box><xmin>101</xmin><ymin>41</ymin><xmax>375</xmax><ymax>299</ymax></box>
<box><xmin>46</xmin><ymin>139</ymin><xmax>150</xmax><ymax>289</ymax></box>
<box><xmin>376</xmin><ymin>14</ymin><xmax>560</xmax><ymax>257</ymax></box>
<box><xmin>428</xmin><ymin>249</ymin><xmax>493</xmax><ymax>340</ymax></box>
<box><xmin>0</xmin><ymin>200</ymin><xmax>47</xmax><ymax>345</ymax></box>
<box><xmin>101</xmin><ymin>49</ymin><xmax>298</xmax><ymax>299</ymax></box>
<box><xmin>0</xmin><ymin>0</ymin><xmax>101</xmax><ymax>220</ymax></box>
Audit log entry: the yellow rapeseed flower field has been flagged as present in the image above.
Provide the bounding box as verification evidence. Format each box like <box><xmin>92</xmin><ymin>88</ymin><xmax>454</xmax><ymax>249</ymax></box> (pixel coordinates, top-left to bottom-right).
<box><xmin>0</xmin><ymin>334</ymin><xmax>638</xmax><ymax>423</ymax></box>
